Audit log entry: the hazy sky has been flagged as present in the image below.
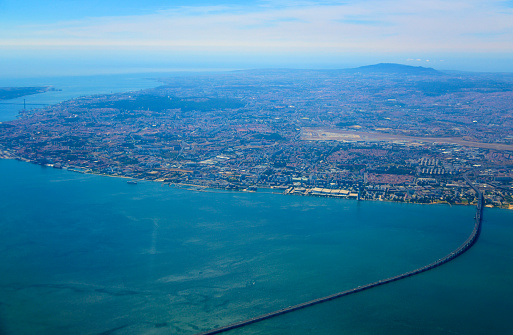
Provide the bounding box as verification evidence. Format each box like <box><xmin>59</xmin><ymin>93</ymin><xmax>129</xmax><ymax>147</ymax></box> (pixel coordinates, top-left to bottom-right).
<box><xmin>1</xmin><ymin>0</ymin><xmax>513</xmax><ymax>76</ymax></box>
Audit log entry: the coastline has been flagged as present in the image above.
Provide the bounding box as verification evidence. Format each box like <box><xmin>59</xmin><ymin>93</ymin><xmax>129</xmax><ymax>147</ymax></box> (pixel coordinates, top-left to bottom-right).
<box><xmin>1</xmin><ymin>153</ymin><xmax>512</xmax><ymax>335</ymax></box>
<box><xmin>1</xmin><ymin>154</ymin><xmax>500</xmax><ymax>209</ymax></box>
<box><xmin>2</xmin><ymin>71</ymin><xmax>513</xmax><ymax>335</ymax></box>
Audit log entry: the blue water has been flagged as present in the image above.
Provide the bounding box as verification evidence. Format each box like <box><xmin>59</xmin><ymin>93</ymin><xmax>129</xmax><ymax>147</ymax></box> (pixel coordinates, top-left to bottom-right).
<box><xmin>0</xmin><ymin>73</ymin><xmax>164</xmax><ymax>121</ymax></box>
<box><xmin>0</xmin><ymin>158</ymin><xmax>512</xmax><ymax>335</ymax></box>
<box><xmin>1</xmin><ymin>74</ymin><xmax>513</xmax><ymax>334</ymax></box>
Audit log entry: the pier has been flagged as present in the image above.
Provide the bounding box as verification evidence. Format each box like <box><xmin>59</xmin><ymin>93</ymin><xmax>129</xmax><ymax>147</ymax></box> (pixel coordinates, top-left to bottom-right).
<box><xmin>196</xmin><ymin>177</ymin><xmax>484</xmax><ymax>335</ymax></box>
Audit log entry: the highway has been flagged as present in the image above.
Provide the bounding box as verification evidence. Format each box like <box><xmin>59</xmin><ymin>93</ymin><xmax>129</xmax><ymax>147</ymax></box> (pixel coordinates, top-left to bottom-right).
<box><xmin>195</xmin><ymin>177</ymin><xmax>484</xmax><ymax>335</ymax></box>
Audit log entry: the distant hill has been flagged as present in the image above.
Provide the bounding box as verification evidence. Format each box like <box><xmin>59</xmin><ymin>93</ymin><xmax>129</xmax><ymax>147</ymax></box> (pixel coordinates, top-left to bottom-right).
<box><xmin>235</xmin><ymin>64</ymin><xmax>443</xmax><ymax>76</ymax></box>
<box><xmin>347</xmin><ymin>63</ymin><xmax>442</xmax><ymax>75</ymax></box>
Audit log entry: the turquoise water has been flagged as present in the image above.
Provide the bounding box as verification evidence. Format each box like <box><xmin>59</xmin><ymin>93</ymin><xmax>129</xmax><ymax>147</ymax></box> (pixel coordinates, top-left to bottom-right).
<box><xmin>1</xmin><ymin>74</ymin><xmax>513</xmax><ymax>334</ymax></box>
<box><xmin>1</xmin><ymin>158</ymin><xmax>512</xmax><ymax>335</ymax></box>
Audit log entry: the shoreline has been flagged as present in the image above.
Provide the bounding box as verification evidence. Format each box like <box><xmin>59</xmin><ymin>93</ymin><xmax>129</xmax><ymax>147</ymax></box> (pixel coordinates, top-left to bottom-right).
<box><xmin>2</xmin><ymin>155</ymin><xmax>507</xmax><ymax>209</ymax></box>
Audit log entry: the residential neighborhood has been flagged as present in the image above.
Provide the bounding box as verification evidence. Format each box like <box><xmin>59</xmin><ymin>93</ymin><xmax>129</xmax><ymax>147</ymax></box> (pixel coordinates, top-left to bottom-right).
<box><xmin>1</xmin><ymin>68</ymin><xmax>512</xmax><ymax>208</ymax></box>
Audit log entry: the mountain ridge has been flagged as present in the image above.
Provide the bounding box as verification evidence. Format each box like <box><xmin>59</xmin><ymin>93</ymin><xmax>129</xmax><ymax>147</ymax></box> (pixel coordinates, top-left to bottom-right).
<box><xmin>348</xmin><ymin>63</ymin><xmax>442</xmax><ymax>75</ymax></box>
<box><xmin>234</xmin><ymin>63</ymin><xmax>443</xmax><ymax>76</ymax></box>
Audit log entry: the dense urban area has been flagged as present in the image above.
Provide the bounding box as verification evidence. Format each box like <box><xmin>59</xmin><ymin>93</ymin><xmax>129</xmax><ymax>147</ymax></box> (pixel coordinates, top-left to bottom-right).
<box><xmin>1</xmin><ymin>64</ymin><xmax>513</xmax><ymax>209</ymax></box>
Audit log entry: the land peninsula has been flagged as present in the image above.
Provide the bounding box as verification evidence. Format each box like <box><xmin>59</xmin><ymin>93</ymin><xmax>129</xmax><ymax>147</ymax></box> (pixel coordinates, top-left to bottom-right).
<box><xmin>0</xmin><ymin>64</ymin><xmax>512</xmax><ymax>208</ymax></box>
<box><xmin>0</xmin><ymin>86</ymin><xmax>58</xmax><ymax>100</ymax></box>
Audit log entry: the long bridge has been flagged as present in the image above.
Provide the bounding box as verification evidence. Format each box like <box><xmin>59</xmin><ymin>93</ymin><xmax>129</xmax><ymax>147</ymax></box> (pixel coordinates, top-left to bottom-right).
<box><xmin>196</xmin><ymin>177</ymin><xmax>484</xmax><ymax>335</ymax></box>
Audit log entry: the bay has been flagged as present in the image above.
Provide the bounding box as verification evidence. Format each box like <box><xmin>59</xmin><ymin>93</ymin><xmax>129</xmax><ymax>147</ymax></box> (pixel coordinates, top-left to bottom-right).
<box><xmin>0</xmin><ymin>158</ymin><xmax>512</xmax><ymax>335</ymax></box>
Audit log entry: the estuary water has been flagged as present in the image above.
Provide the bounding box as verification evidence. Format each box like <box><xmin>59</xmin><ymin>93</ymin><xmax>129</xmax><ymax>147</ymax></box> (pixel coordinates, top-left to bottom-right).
<box><xmin>1</xmin><ymin>74</ymin><xmax>513</xmax><ymax>335</ymax></box>
<box><xmin>0</xmin><ymin>73</ymin><xmax>163</xmax><ymax>121</ymax></box>
<box><xmin>0</xmin><ymin>159</ymin><xmax>512</xmax><ymax>335</ymax></box>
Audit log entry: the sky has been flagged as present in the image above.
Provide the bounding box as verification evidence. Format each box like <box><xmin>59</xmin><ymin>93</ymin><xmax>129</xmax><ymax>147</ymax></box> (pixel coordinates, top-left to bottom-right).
<box><xmin>1</xmin><ymin>0</ymin><xmax>513</xmax><ymax>76</ymax></box>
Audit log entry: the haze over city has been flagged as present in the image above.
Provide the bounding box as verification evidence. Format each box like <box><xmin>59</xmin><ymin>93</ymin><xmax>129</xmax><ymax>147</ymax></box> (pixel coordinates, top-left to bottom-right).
<box><xmin>1</xmin><ymin>0</ymin><xmax>513</xmax><ymax>76</ymax></box>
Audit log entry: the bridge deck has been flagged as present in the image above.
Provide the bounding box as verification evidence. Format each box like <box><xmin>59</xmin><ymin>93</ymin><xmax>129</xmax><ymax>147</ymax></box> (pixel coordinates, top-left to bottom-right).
<box><xmin>196</xmin><ymin>177</ymin><xmax>483</xmax><ymax>335</ymax></box>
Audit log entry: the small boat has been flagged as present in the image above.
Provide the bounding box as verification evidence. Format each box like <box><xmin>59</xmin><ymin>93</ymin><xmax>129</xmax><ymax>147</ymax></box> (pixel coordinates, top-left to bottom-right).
<box><xmin>127</xmin><ymin>180</ymin><xmax>137</xmax><ymax>185</ymax></box>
